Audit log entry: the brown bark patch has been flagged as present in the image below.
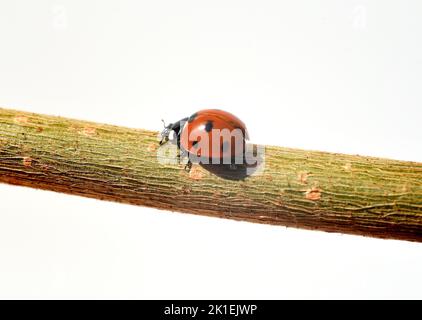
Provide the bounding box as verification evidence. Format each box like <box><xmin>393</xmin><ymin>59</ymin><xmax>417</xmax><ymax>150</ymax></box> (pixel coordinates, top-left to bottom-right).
<box><xmin>189</xmin><ymin>166</ymin><xmax>206</xmax><ymax>180</ymax></box>
<box><xmin>147</xmin><ymin>143</ymin><xmax>158</xmax><ymax>152</ymax></box>
<box><xmin>22</xmin><ymin>156</ymin><xmax>33</xmax><ymax>167</ymax></box>
<box><xmin>305</xmin><ymin>187</ymin><xmax>321</xmax><ymax>200</ymax></box>
<box><xmin>14</xmin><ymin>115</ymin><xmax>29</xmax><ymax>123</ymax></box>
<box><xmin>78</xmin><ymin>127</ymin><xmax>97</xmax><ymax>136</ymax></box>
<box><xmin>343</xmin><ymin>162</ymin><xmax>352</xmax><ymax>171</ymax></box>
<box><xmin>298</xmin><ymin>172</ymin><xmax>309</xmax><ymax>184</ymax></box>
<box><xmin>181</xmin><ymin>185</ymin><xmax>192</xmax><ymax>194</ymax></box>
<box><xmin>41</xmin><ymin>164</ymin><xmax>50</xmax><ymax>171</ymax></box>
<box><xmin>398</xmin><ymin>184</ymin><xmax>410</xmax><ymax>193</ymax></box>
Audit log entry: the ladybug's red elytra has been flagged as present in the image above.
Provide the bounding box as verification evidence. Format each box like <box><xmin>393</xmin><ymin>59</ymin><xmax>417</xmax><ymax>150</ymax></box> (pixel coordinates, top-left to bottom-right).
<box><xmin>160</xmin><ymin>109</ymin><xmax>249</xmax><ymax>171</ymax></box>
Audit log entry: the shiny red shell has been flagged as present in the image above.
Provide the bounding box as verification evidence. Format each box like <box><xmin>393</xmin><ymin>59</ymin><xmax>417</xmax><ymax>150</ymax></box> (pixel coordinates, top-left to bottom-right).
<box><xmin>179</xmin><ymin>109</ymin><xmax>249</xmax><ymax>160</ymax></box>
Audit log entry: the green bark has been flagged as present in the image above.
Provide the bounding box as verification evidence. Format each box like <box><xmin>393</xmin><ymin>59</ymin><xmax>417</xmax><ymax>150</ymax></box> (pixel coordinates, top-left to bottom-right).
<box><xmin>1</xmin><ymin>107</ymin><xmax>421</xmax><ymax>241</ymax></box>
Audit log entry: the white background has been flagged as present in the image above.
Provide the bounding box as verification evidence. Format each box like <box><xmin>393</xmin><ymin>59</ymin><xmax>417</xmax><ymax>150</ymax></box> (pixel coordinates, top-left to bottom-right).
<box><xmin>0</xmin><ymin>0</ymin><xmax>421</xmax><ymax>299</ymax></box>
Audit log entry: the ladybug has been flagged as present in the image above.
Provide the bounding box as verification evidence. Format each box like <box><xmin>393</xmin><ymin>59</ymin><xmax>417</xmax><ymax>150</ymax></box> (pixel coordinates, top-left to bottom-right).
<box><xmin>160</xmin><ymin>109</ymin><xmax>249</xmax><ymax>170</ymax></box>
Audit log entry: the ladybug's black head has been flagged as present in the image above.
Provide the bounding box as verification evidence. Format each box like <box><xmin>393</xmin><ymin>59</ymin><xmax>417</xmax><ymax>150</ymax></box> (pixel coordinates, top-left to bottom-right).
<box><xmin>159</xmin><ymin>117</ymin><xmax>189</xmax><ymax>146</ymax></box>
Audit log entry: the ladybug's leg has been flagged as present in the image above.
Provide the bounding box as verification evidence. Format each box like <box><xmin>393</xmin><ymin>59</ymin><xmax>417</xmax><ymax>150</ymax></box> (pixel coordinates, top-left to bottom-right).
<box><xmin>159</xmin><ymin>123</ymin><xmax>172</xmax><ymax>145</ymax></box>
<box><xmin>159</xmin><ymin>135</ymin><xmax>169</xmax><ymax>146</ymax></box>
<box><xmin>178</xmin><ymin>148</ymin><xmax>192</xmax><ymax>172</ymax></box>
<box><xmin>184</xmin><ymin>159</ymin><xmax>192</xmax><ymax>172</ymax></box>
<box><xmin>174</xmin><ymin>145</ymin><xmax>191</xmax><ymax>172</ymax></box>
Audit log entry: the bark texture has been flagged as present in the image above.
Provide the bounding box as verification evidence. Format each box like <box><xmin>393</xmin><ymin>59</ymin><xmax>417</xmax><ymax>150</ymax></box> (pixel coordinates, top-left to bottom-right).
<box><xmin>1</xmin><ymin>107</ymin><xmax>422</xmax><ymax>241</ymax></box>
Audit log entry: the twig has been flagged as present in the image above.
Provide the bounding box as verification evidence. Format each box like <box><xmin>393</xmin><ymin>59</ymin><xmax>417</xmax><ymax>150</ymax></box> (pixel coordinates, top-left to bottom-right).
<box><xmin>1</xmin><ymin>107</ymin><xmax>421</xmax><ymax>242</ymax></box>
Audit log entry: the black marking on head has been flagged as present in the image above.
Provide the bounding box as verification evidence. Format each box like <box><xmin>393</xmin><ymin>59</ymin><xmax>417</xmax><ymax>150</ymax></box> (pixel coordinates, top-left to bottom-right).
<box><xmin>188</xmin><ymin>113</ymin><xmax>198</xmax><ymax>123</ymax></box>
<box><xmin>221</xmin><ymin>140</ymin><xmax>230</xmax><ymax>152</ymax></box>
<box><xmin>192</xmin><ymin>140</ymin><xmax>199</xmax><ymax>148</ymax></box>
<box><xmin>168</xmin><ymin>117</ymin><xmax>189</xmax><ymax>139</ymax></box>
<box><xmin>205</xmin><ymin>120</ymin><xmax>213</xmax><ymax>132</ymax></box>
